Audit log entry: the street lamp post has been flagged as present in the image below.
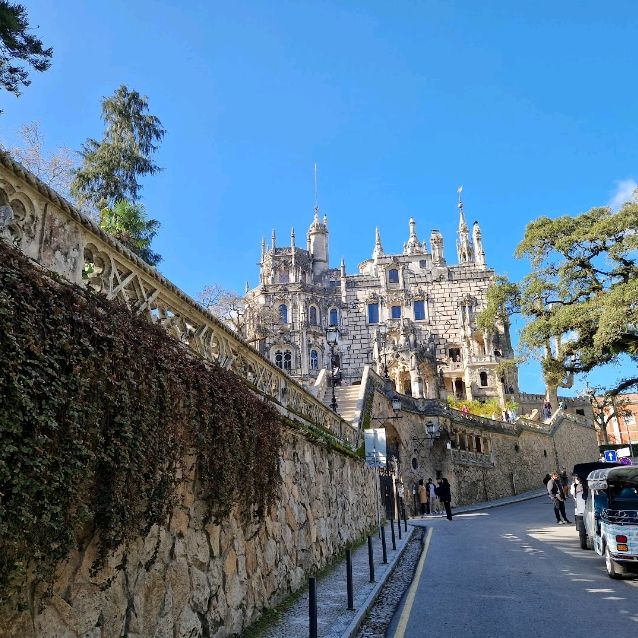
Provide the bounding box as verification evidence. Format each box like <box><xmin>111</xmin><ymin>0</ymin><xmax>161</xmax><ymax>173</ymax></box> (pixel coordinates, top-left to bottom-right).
<box><xmin>326</xmin><ymin>325</ymin><xmax>339</xmax><ymax>412</ymax></box>
<box><xmin>378</xmin><ymin>324</ymin><xmax>389</xmax><ymax>379</ymax></box>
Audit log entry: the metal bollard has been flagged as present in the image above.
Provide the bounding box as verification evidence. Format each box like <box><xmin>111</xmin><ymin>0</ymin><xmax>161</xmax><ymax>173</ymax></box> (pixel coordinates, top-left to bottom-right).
<box><xmin>346</xmin><ymin>548</ymin><xmax>354</xmax><ymax>610</ymax></box>
<box><xmin>309</xmin><ymin>577</ymin><xmax>318</xmax><ymax>638</ymax></box>
<box><xmin>368</xmin><ymin>535</ymin><xmax>375</xmax><ymax>582</ymax></box>
<box><xmin>381</xmin><ymin>524</ymin><xmax>388</xmax><ymax>564</ymax></box>
<box><xmin>390</xmin><ymin>515</ymin><xmax>397</xmax><ymax>549</ymax></box>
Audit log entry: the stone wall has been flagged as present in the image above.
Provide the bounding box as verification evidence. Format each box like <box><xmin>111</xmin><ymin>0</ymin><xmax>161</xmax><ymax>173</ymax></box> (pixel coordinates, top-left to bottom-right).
<box><xmin>2</xmin><ymin>429</ymin><xmax>377</xmax><ymax>638</ymax></box>
<box><xmin>373</xmin><ymin>391</ymin><xmax>599</xmax><ymax>513</ymax></box>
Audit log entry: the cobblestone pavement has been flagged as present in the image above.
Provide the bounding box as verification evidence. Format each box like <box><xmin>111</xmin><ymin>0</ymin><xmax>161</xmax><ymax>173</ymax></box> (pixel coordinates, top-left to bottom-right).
<box><xmin>255</xmin><ymin>519</ymin><xmax>412</xmax><ymax>638</ymax></box>
<box><xmin>355</xmin><ymin>529</ymin><xmax>424</xmax><ymax>638</ymax></box>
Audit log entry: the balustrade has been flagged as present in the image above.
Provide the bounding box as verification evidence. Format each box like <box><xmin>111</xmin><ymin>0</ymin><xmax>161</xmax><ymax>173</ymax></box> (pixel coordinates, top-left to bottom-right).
<box><xmin>0</xmin><ymin>151</ymin><xmax>357</xmax><ymax>447</ymax></box>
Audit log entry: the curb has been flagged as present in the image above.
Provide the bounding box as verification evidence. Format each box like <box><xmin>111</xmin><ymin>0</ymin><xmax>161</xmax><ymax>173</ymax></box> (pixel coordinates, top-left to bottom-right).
<box><xmin>453</xmin><ymin>489</ymin><xmax>546</xmax><ymax>514</ymax></box>
<box><xmin>340</xmin><ymin>526</ymin><xmax>416</xmax><ymax>638</ymax></box>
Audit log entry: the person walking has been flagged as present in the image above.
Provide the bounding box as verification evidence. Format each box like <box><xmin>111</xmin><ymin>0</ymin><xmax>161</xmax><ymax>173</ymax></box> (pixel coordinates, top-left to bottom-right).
<box><xmin>547</xmin><ymin>472</ymin><xmax>571</xmax><ymax>524</ymax></box>
<box><xmin>437</xmin><ymin>478</ymin><xmax>453</xmax><ymax>520</ymax></box>
<box><xmin>570</xmin><ymin>474</ymin><xmax>587</xmax><ymax>548</ymax></box>
<box><xmin>427</xmin><ymin>478</ymin><xmax>439</xmax><ymax>514</ymax></box>
<box><xmin>417</xmin><ymin>479</ymin><xmax>428</xmax><ymax>516</ymax></box>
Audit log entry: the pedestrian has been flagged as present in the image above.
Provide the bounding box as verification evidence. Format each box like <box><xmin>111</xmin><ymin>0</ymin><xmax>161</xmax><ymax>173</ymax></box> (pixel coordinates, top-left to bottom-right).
<box><xmin>436</xmin><ymin>478</ymin><xmax>453</xmax><ymax>520</ymax></box>
<box><xmin>543</xmin><ymin>400</ymin><xmax>552</xmax><ymax>420</ymax></box>
<box><xmin>397</xmin><ymin>481</ymin><xmax>405</xmax><ymax>519</ymax></box>
<box><xmin>427</xmin><ymin>478</ymin><xmax>439</xmax><ymax>514</ymax></box>
<box><xmin>417</xmin><ymin>479</ymin><xmax>428</xmax><ymax>516</ymax></box>
<box><xmin>559</xmin><ymin>467</ymin><xmax>570</xmax><ymax>498</ymax></box>
<box><xmin>547</xmin><ymin>472</ymin><xmax>571</xmax><ymax>524</ymax></box>
<box><xmin>570</xmin><ymin>474</ymin><xmax>587</xmax><ymax>546</ymax></box>
<box><xmin>542</xmin><ymin>473</ymin><xmax>551</xmax><ymax>488</ymax></box>
<box><xmin>461</xmin><ymin>405</ymin><xmax>469</xmax><ymax>416</ymax></box>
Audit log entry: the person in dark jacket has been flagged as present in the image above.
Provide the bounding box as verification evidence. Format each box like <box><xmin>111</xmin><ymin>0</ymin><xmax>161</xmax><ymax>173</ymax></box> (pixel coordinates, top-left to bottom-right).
<box><xmin>436</xmin><ymin>478</ymin><xmax>453</xmax><ymax>520</ymax></box>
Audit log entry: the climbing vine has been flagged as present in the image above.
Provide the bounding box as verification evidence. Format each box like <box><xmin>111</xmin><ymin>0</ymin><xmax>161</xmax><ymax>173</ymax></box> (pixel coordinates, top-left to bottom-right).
<box><xmin>0</xmin><ymin>241</ymin><xmax>282</xmax><ymax>604</ymax></box>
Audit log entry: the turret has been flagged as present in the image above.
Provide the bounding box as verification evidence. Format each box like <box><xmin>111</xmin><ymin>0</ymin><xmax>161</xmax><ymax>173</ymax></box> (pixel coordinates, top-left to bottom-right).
<box><xmin>340</xmin><ymin>257</ymin><xmax>347</xmax><ymax>302</ymax></box>
<box><xmin>307</xmin><ymin>207</ymin><xmax>329</xmax><ymax>277</ymax></box>
<box><xmin>271</xmin><ymin>229</ymin><xmax>276</xmax><ymax>252</ymax></box>
<box><xmin>472</xmin><ymin>221</ymin><xmax>485</xmax><ymax>266</ymax></box>
<box><xmin>403</xmin><ymin>217</ymin><xmax>425</xmax><ymax>255</ymax></box>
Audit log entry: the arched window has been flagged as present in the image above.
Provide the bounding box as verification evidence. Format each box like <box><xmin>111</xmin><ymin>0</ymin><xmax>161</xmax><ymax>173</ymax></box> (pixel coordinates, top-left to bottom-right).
<box><xmin>309</xmin><ymin>306</ymin><xmax>318</xmax><ymax>325</ymax></box>
<box><xmin>329</xmin><ymin>308</ymin><xmax>338</xmax><ymax>326</ymax></box>
<box><xmin>278</xmin><ymin>271</ymin><xmax>289</xmax><ymax>283</ymax></box>
<box><xmin>479</xmin><ymin>371</ymin><xmax>488</xmax><ymax>387</ymax></box>
<box><xmin>275</xmin><ymin>349</ymin><xmax>293</xmax><ymax>371</ymax></box>
<box><xmin>310</xmin><ymin>350</ymin><xmax>319</xmax><ymax>370</ymax></box>
<box><xmin>279</xmin><ymin>304</ymin><xmax>288</xmax><ymax>323</ymax></box>
<box><xmin>388</xmin><ymin>269</ymin><xmax>399</xmax><ymax>283</ymax></box>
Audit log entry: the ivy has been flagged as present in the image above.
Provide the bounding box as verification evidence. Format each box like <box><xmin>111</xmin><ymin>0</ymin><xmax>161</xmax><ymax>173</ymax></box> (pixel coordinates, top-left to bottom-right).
<box><xmin>0</xmin><ymin>241</ymin><xmax>282</xmax><ymax>605</ymax></box>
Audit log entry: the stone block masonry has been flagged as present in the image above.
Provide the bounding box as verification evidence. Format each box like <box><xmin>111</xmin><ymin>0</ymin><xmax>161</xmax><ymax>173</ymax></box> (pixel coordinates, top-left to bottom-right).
<box><xmin>2</xmin><ymin>429</ymin><xmax>378</xmax><ymax>637</ymax></box>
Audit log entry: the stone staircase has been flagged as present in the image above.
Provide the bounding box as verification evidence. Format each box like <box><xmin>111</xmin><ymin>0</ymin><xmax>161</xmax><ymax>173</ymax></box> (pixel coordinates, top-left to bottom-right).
<box><xmin>321</xmin><ymin>384</ymin><xmax>361</xmax><ymax>424</ymax></box>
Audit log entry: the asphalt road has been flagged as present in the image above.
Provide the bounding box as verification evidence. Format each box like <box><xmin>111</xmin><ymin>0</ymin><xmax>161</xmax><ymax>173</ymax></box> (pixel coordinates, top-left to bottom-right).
<box><xmin>388</xmin><ymin>496</ymin><xmax>638</xmax><ymax>638</ymax></box>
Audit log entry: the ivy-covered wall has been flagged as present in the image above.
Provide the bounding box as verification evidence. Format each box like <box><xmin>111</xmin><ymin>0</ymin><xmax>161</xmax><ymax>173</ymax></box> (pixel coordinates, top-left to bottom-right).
<box><xmin>0</xmin><ymin>241</ymin><xmax>377</xmax><ymax>636</ymax></box>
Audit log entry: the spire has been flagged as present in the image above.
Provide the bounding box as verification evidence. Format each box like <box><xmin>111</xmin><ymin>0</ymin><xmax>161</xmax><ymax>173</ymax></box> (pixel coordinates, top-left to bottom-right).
<box><xmin>456</xmin><ymin>186</ymin><xmax>474</xmax><ymax>264</ymax></box>
<box><xmin>271</xmin><ymin>229</ymin><xmax>276</xmax><ymax>251</ymax></box>
<box><xmin>290</xmin><ymin>227</ymin><xmax>296</xmax><ymax>249</ymax></box>
<box><xmin>340</xmin><ymin>257</ymin><xmax>346</xmax><ymax>278</ymax></box>
<box><xmin>244</xmin><ymin>280</ymin><xmax>249</xmax><ymax>293</ymax></box>
<box><xmin>457</xmin><ymin>185</ymin><xmax>467</xmax><ymax>231</ymax></box>
<box><xmin>372</xmin><ymin>227</ymin><xmax>384</xmax><ymax>259</ymax></box>
<box><xmin>261</xmin><ymin>237</ymin><xmax>266</xmax><ymax>262</ymax></box>
<box><xmin>473</xmin><ymin>221</ymin><xmax>486</xmax><ymax>266</ymax></box>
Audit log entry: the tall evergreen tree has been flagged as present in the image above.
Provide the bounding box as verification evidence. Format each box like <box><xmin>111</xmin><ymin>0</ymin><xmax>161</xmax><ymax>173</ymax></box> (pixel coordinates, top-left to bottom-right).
<box><xmin>71</xmin><ymin>85</ymin><xmax>166</xmax><ymax>210</ymax></box>
<box><xmin>99</xmin><ymin>200</ymin><xmax>162</xmax><ymax>266</ymax></box>
<box><xmin>0</xmin><ymin>1</ymin><xmax>52</xmax><ymax>109</ymax></box>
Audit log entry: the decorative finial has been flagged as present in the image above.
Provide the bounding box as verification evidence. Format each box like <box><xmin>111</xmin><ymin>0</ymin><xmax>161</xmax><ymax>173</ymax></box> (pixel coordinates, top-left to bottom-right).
<box><xmin>244</xmin><ymin>280</ymin><xmax>249</xmax><ymax>293</ymax></box>
<box><xmin>457</xmin><ymin>185</ymin><xmax>463</xmax><ymax>210</ymax></box>
<box><xmin>271</xmin><ymin>229</ymin><xmax>276</xmax><ymax>250</ymax></box>
<box><xmin>291</xmin><ymin>226</ymin><xmax>296</xmax><ymax>247</ymax></box>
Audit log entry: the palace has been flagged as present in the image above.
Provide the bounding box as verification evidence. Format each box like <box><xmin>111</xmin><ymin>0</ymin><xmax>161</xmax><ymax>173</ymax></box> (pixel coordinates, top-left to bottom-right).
<box><xmin>244</xmin><ymin>193</ymin><xmax>518</xmax><ymax>404</ymax></box>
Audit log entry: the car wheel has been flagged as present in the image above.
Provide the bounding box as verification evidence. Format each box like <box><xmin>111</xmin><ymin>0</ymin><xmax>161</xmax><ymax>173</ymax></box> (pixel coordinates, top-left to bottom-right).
<box><xmin>605</xmin><ymin>545</ymin><xmax>623</xmax><ymax>579</ymax></box>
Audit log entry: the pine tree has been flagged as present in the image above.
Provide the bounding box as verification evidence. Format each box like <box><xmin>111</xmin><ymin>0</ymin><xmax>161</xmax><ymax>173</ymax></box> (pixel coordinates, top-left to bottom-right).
<box><xmin>71</xmin><ymin>85</ymin><xmax>166</xmax><ymax>210</ymax></box>
<box><xmin>0</xmin><ymin>1</ymin><xmax>52</xmax><ymax>109</ymax></box>
<box><xmin>99</xmin><ymin>200</ymin><xmax>162</xmax><ymax>266</ymax></box>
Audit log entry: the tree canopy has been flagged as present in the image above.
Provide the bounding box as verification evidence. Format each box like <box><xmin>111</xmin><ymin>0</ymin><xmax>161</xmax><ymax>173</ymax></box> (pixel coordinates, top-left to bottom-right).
<box><xmin>478</xmin><ymin>199</ymin><xmax>638</xmax><ymax>397</ymax></box>
<box><xmin>71</xmin><ymin>85</ymin><xmax>165</xmax><ymax>210</ymax></box>
<box><xmin>99</xmin><ymin>201</ymin><xmax>161</xmax><ymax>266</ymax></box>
<box><xmin>0</xmin><ymin>1</ymin><xmax>52</xmax><ymax>108</ymax></box>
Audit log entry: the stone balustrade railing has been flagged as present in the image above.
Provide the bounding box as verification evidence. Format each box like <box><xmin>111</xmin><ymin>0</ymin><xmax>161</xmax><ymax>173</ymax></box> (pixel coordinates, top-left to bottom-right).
<box><xmin>0</xmin><ymin>150</ymin><xmax>357</xmax><ymax>447</ymax></box>
<box><xmin>450</xmin><ymin>448</ymin><xmax>495</xmax><ymax>468</ymax></box>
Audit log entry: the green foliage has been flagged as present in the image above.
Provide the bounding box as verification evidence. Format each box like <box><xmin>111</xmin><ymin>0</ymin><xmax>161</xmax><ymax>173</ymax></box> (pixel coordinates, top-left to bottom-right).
<box><xmin>476</xmin><ymin>275</ymin><xmax>520</xmax><ymax>332</ymax></box>
<box><xmin>0</xmin><ymin>241</ymin><xmax>282</xmax><ymax>605</ymax></box>
<box><xmin>447</xmin><ymin>396</ymin><xmax>503</xmax><ymax>418</ymax></box>
<box><xmin>99</xmin><ymin>200</ymin><xmax>162</xmax><ymax>266</ymax></box>
<box><xmin>0</xmin><ymin>1</ymin><xmax>52</xmax><ymax>106</ymax></box>
<box><xmin>71</xmin><ymin>85</ymin><xmax>165</xmax><ymax>210</ymax></box>
<box><xmin>479</xmin><ymin>201</ymin><xmax>638</xmax><ymax>395</ymax></box>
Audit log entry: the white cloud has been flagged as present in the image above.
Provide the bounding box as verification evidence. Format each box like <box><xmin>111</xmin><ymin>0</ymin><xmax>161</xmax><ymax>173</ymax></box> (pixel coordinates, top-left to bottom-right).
<box><xmin>608</xmin><ymin>178</ymin><xmax>638</xmax><ymax>210</ymax></box>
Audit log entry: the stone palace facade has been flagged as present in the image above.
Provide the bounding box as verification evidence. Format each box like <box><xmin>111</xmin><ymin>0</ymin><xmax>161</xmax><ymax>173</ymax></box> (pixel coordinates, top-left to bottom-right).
<box><xmin>244</xmin><ymin>194</ymin><xmax>518</xmax><ymax>404</ymax></box>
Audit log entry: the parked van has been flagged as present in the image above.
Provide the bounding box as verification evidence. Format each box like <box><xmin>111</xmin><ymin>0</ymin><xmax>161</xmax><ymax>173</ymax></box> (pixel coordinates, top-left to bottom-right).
<box><xmin>584</xmin><ymin>466</ymin><xmax>638</xmax><ymax>578</ymax></box>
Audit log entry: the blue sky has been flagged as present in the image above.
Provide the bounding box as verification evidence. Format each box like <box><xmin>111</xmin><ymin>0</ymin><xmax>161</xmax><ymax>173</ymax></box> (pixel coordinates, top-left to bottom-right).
<box><xmin>1</xmin><ymin>1</ymin><xmax>636</xmax><ymax>394</ymax></box>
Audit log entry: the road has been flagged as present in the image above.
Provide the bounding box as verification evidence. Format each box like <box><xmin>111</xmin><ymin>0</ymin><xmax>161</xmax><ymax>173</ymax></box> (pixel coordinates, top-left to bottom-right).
<box><xmin>388</xmin><ymin>497</ymin><xmax>638</xmax><ymax>638</ymax></box>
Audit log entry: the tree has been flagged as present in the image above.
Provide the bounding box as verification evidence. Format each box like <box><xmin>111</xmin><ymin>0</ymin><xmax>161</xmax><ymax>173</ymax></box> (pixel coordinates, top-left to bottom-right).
<box><xmin>199</xmin><ymin>284</ymin><xmax>246</xmax><ymax>335</ymax></box>
<box><xmin>4</xmin><ymin>121</ymin><xmax>74</xmax><ymax>197</ymax></box>
<box><xmin>71</xmin><ymin>85</ymin><xmax>165</xmax><ymax>210</ymax></box>
<box><xmin>99</xmin><ymin>200</ymin><xmax>161</xmax><ymax>266</ymax></box>
<box><xmin>585</xmin><ymin>389</ymin><xmax>630</xmax><ymax>446</ymax></box>
<box><xmin>0</xmin><ymin>1</ymin><xmax>52</xmax><ymax>109</ymax></box>
<box><xmin>478</xmin><ymin>199</ymin><xmax>638</xmax><ymax>402</ymax></box>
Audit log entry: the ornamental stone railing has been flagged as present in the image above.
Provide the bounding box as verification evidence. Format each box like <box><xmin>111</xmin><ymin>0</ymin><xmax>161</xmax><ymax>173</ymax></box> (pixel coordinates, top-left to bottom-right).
<box><xmin>0</xmin><ymin>150</ymin><xmax>357</xmax><ymax>447</ymax></box>
<box><xmin>450</xmin><ymin>449</ymin><xmax>495</xmax><ymax>468</ymax></box>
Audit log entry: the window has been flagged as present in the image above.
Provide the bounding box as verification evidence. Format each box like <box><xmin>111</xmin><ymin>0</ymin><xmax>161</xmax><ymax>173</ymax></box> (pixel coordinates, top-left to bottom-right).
<box><xmin>329</xmin><ymin>308</ymin><xmax>338</xmax><ymax>326</ymax></box>
<box><xmin>419</xmin><ymin>259</ymin><xmax>427</xmax><ymax>268</ymax></box>
<box><xmin>310</xmin><ymin>350</ymin><xmax>319</xmax><ymax>370</ymax></box>
<box><xmin>368</xmin><ymin>303</ymin><xmax>379</xmax><ymax>324</ymax></box>
<box><xmin>479</xmin><ymin>371</ymin><xmax>488</xmax><ymax>387</ymax></box>
<box><xmin>414</xmin><ymin>300</ymin><xmax>425</xmax><ymax>321</ymax></box>
<box><xmin>278</xmin><ymin>304</ymin><xmax>288</xmax><ymax>323</ymax></box>
<box><xmin>278</xmin><ymin>271</ymin><xmax>289</xmax><ymax>283</ymax></box>
<box><xmin>309</xmin><ymin>306</ymin><xmax>318</xmax><ymax>325</ymax></box>
<box><xmin>391</xmin><ymin>305</ymin><xmax>401</xmax><ymax>319</ymax></box>
<box><xmin>275</xmin><ymin>349</ymin><xmax>293</xmax><ymax>371</ymax></box>
<box><xmin>388</xmin><ymin>269</ymin><xmax>399</xmax><ymax>283</ymax></box>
